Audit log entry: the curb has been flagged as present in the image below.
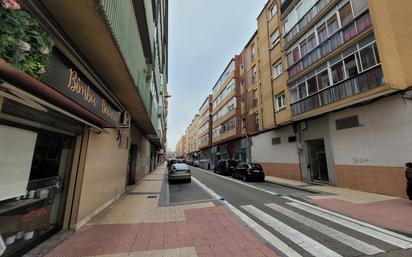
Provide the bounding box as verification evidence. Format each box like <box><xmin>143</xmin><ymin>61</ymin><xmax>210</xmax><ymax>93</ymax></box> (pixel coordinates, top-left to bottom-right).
<box><xmin>264</xmin><ymin>179</ymin><xmax>322</xmax><ymax>194</ymax></box>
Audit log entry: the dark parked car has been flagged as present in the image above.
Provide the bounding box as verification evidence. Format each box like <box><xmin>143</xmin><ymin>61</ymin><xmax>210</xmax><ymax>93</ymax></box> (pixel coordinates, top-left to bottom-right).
<box><xmin>213</xmin><ymin>160</ymin><xmax>238</xmax><ymax>175</ymax></box>
<box><xmin>232</xmin><ymin>163</ymin><xmax>265</xmax><ymax>182</ymax></box>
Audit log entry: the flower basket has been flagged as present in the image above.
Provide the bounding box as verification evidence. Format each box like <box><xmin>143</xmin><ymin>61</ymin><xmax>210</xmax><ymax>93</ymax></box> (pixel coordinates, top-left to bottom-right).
<box><xmin>0</xmin><ymin>0</ymin><xmax>54</xmax><ymax>80</ymax></box>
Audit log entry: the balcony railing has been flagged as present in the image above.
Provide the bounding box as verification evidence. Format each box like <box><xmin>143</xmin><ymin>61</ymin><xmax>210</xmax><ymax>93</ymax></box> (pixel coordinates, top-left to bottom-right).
<box><xmin>291</xmin><ymin>65</ymin><xmax>384</xmax><ymax>116</ymax></box>
<box><xmin>284</xmin><ymin>0</ymin><xmax>332</xmax><ymax>44</ymax></box>
<box><xmin>288</xmin><ymin>11</ymin><xmax>372</xmax><ymax>79</ymax></box>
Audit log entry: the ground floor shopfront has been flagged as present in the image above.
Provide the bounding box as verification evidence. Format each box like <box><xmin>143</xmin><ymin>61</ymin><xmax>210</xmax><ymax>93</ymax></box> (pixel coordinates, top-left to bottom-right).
<box><xmin>0</xmin><ymin>56</ymin><xmax>161</xmax><ymax>256</ymax></box>
<box><xmin>251</xmin><ymin>94</ymin><xmax>412</xmax><ymax>198</ymax></box>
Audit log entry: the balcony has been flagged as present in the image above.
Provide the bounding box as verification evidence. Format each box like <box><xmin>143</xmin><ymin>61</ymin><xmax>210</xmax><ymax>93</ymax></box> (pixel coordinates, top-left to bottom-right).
<box><xmin>291</xmin><ymin>65</ymin><xmax>384</xmax><ymax>116</ymax></box>
<box><xmin>284</xmin><ymin>0</ymin><xmax>332</xmax><ymax>44</ymax></box>
<box><xmin>288</xmin><ymin>11</ymin><xmax>372</xmax><ymax>79</ymax></box>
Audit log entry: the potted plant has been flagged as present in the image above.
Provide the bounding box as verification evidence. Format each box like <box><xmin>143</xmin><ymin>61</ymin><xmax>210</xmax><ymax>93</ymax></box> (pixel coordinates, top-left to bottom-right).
<box><xmin>0</xmin><ymin>0</ymin><xmax>54</xmax><ymax>80</ymax></box>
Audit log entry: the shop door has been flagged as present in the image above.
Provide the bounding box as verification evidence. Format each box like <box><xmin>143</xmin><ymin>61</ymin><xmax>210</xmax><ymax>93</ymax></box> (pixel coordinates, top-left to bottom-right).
<box><xmin>307</xmin><ymin>139</ymin><xmax>329</xmax><ymax>182</ymax></box>
<box><xmin>127</xmin><ymin>144</ymin><xmax>137</xmax><ymax>185</ymax></box>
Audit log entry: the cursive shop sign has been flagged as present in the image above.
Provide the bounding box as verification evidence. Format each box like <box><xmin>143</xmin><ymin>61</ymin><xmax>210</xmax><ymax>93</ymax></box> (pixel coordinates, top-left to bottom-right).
<box><xmin>43</xmin><ymin>53</ymin><xmax>120</xmax><ymax>127</ymax></box>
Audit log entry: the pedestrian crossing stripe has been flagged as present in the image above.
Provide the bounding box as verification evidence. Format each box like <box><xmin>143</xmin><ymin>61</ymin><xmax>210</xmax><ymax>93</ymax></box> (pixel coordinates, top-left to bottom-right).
<box><xmin>265</xmin><ymin>203</ymin><xmax>384</xmax><ymax>255</ymax></box>
<box><xmin>285</xmin><ymin>200</ymin><xmax>412</xmax><ymax>249</ymax></box>
<box><xmin>242</xmin><ymin>205</ymin><xmax>343</xmax><ymax>257</ymax></box>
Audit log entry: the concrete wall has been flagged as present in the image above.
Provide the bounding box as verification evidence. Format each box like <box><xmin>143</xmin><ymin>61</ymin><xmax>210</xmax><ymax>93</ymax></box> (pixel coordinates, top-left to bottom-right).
<box><xmin>251</xmin><ymin>126</ymin><xmax>300</xmax><ymax>180</ymax></box>
<box><xmin>328</xmin><ymin>95</ymin><xmax>411</xmax><ymax>197</ymax></box>
<box><xmin>77</xmin><ymin>128</ymin><xmax>129</xmax><ymax>223</ymax></box>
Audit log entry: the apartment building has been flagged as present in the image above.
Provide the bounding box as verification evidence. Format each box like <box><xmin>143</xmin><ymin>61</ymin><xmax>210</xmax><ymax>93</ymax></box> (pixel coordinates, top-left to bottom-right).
<box><xmin>252</xmin><ymin>0</ymin><xmax>412</xmax><ymax>198</ymax></box>
<box><xmin>0</xmin><ymin>0</ymin><xmax>168</xmax><ymax>255</ymax></box>
<box><xmin>184</xmin><ymin>114</ymin><xmax>200</xmax><ymax>160</ymax></box>
<box><xmin>198</xmin><ymin>95</ymin><xmax>213</xmax><ymax>159</ymax></box>
<box><xmin>175</xmin><ymin>135</ymin><xmax>186</xmax><ymax>158</ymax></box>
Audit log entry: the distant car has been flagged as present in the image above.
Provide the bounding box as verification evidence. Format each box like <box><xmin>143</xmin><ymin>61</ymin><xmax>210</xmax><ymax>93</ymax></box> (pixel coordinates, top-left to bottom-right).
<box><xmin>193</xmin><ymin>160</ymin><xmax>199</xmax><ymax>167</ymax></box>
<box><xmin>167</xmin><ymin>158</ymin><xmax>177</xmax><ymax>170</ymax></box>
<box><xmin>213</xmin><ymin>160</ymin><xmax>238</xmax><ymax>175</ymax></box>
<box><xmin>168</xmin><ymin>163</ymin><xmax>191</xmax><ymax>183</ymax></box>
<box><xmin>232</xmin><ymin>163</ymin><xmax>265</xmax><ymax>182</ymax></box>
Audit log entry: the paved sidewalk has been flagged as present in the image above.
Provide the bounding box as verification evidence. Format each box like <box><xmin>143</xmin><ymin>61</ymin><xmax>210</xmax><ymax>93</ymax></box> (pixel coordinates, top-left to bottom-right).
<box><xmin>43</xmin><ymin>166</ymin><xmax>279</xmax><ymax>257</ymax></box>
<box><xmin>266</xmin><ymin>176</ymin><xmax>412</xmax><ymax>235</ymax></box>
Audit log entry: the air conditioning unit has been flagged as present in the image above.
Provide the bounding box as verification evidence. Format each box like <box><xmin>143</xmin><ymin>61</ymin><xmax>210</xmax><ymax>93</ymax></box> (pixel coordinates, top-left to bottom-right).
<box><xmin>119</xmin><ymin>112</ymin><xmax>131</xmax><ymax>128</ymax></box>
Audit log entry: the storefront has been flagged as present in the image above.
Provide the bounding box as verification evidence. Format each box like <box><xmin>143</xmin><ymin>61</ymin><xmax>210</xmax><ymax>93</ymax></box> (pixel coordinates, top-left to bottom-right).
<box><xmin>0</xmin><ymin>48</ymin><xmax>122</xmax><ymax>256</ymax></box>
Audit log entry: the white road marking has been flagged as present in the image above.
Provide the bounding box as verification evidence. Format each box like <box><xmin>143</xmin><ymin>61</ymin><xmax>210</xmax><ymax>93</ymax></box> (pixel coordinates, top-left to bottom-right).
<box><xmin>191</xmin><ymin>176</ymin><xmax>302</xmax><ymax>257</ymax></box>
<box><xmin>194</xmin><ymin>167</ymin><xmax>278</xmax><ymax>196</ymax></box>
<box><xmin>265</xmin><ymin>203</ymin><xmax>384</xmax><ymax>255</ymax></box>
<box><xmin>285</xmin><ymin>200</ymin><xmax>412</xmax><ymax>249</ymax></box>
<box><xmin>242</xmin><ymin>205</ymin><xmax>342</xmax><ymax>257</ymax></box>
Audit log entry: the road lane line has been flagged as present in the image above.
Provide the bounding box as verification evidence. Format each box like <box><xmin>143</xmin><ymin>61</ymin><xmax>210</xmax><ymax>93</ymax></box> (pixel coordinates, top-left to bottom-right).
<box><xmin>286</xmin><ymin>201</ymin><xmax>412</xmax><ymax>249</ymax></box>
<box><xmin>191</xmin><ymin>176</ymin><xmax>302</xmax><ymax>257</ymax></box>
<box><xmin>265</xmin><ymin>203</ymin><xmax>384</xmax><ymax>255</ymax></box>
<box><xmin>242</xmin><ymin>205</ymin><xmax>342</xmax><ymax>257</ymax></box>
<box><xmin>194</xmin><ymin>167</ymin><xmax>278</xmax><ymax>196</ymax></box>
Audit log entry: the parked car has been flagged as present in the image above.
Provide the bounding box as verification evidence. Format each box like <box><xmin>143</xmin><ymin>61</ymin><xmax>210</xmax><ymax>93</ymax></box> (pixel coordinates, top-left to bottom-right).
<box><xmin>213</xmin><ymin>160</ymin><xmax>238</xmax><ymax>175</ymax></box>
<box><xmin>167</xmin><ymin>158</ymin><xmax>177</xmax><ymax>171</ymax></box>
<box><xmin>232</xmin><ymin>163</ymin><xmax>265</xmax><ymax>182</ymax></box>
<box><xmin>193</xmin><ymin>160</ymin><xmax>199</xmax><ymax>167</ymax></box>
<box><xmin>168</xmin><ymin>163</ymin><xmax>191</xmax><ymax>183</ymax></box>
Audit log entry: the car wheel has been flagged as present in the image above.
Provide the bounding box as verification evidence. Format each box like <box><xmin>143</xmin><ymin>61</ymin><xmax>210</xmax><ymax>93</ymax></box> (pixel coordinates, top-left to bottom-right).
<box><xmin>242</xmin><ymin>175</ymin><xmax>247</xmax><ymax>182</ymax></box>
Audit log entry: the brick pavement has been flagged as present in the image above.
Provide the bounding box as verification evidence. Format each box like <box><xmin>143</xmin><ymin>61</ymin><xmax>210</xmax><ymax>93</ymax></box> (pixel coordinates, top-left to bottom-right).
<box><xmin>43</xmin><ymin>167</ymin><xmax>279</xmax><ymax>257</ymax></box>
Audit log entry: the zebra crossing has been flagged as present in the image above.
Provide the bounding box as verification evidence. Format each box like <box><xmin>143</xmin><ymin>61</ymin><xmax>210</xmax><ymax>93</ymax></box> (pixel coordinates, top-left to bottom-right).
<box><xmin>240</xmin><ymin>199</ymin><xmax>412</xmax><ymax>257</ymax></box>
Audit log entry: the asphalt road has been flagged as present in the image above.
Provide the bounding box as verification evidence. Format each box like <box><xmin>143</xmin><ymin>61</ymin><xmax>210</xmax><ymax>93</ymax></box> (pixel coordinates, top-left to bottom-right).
<box><xmin>167</xmin><ymin>166</ymin><xmax>412</xmax><ymax>257</ymax></box>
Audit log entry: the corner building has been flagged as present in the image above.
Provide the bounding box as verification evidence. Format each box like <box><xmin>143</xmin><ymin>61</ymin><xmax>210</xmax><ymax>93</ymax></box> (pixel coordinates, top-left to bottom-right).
<box><xmin>252</xmin><ymin>0</ymin><xmax>412</xmax><ymax>198</ymax></box>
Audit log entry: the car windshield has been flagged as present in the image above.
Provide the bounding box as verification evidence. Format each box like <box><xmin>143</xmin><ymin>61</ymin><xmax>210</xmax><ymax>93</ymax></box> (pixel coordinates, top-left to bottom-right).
<box><xmin>173</xmin><ymin>163</ymin><xmax>188</xmax><ymax>170</ymax></box>
<box><xmin>228</xmin><ymin>160</ymin><xmax>238</xmax><ymax>166</ymax></box>
<box><xmin>250</xmin><ymin>163</ymin><xmax>262</xmax><ymax>170</ymax></box>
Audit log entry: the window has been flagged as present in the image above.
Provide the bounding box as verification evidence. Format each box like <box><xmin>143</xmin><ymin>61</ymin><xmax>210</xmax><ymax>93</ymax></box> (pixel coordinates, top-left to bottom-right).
<box><xmin>290</xmin><ymin>87</ymin><xmax>298</xmax><ymax>103</ymax></box>
<box><xmin>307</xmin><ymin>76</ymin><xmax>317</xmax><ymax>95</ymax></box>
<box><xmin>271</xmin><ymin>29</ymin><xmax>280</xmax><ymax>47</ymax></box>
<box><xmin>251</xmin><ymin>44</ymin><xmax>256</xmax><ymax>60</ymax></box>
<box><xmin>273</xmin><ymin>61</ymin><xmax>283</xmax><ymax>78</ymax></box>
<box><xmin>300</xmin><ymin>40</ymin><xmax>308</xmax><ymax>57</ymax></box>
<box><xmin>276</xmin><ymin>93</ymin><xmax>286</xmax><ymax>111</ymax></box>
<box><xmin>254</xmin><ymin>113</ymin><xmax>260</xmax><ymax>130</ymax></box>
<box><xmin>268</xmin><ymin>3</ymin><xmax>278</xmax><ymax>20</ymax></box>
<box><xmin>317</xmin><ymin>69</ymin><xmax>329</xmax><ymax>90</ymax></box>
<box><xmin>360</xmin><ymin>44</ymin><xmax>377</xmax><ymax>70</ymax></box>
<box><xmin>344</xmin><ymin>54</ymin><xmax>359</xmax><ymax>77</ymax></box>
<box><xmin>352</xmin><ymin>0</ymin><xmax>368</xmax><ymax>16</ymax></box>
<box><xmin>336</xmin><ymin>115</ymin><xmax>360</xmax><ymax>130</ymax></box>
<box><xmin>307</xmin><ymin>34</ymin><xmax>316</xmax><ymax>51</ymax></box>
<box><xmin>331</xmin><ymin>61</ymin><xmax>345</xmax><ymax>84</ymax></box>
<box><xmin>253</xmin><ymin>89</ymin><xmax>258</xmax><ymax>107</ymax></box>
<box><xmin>288</xmin><ymin>136</ymin><xmax>297</xmax><ymax>143</ymax></box>
<box><xmin>242</xmin><ymin>118</ymin><xmax>246</xmax><ymax>128</ymax></box>
<box><xmin>298</xmin><ymin>82</ymin><xmax>307</xmax><ymax>98</ymax></box>
<box><xmin>339</xmin><ymin>2</ymin><xmax>353</xmax><ymax>26</ymax></box>
<box><xmin>317</xmin><ymin>24</ymin><xmax>327</xmax><ymax>43</ymax></box>
<box><xmin>287</xmin><ymin>52</ymin><xmax>294</xmax><ymax>67</ymax></box>
<box><xmin>272</xmin><ymin>137</ymin><xmax>281</xmax><ymax>145</ymax></box>
<box><xmin>252</xmin><ymin>65</ymin><xmax>257</xmax><ymax>83</ymax></box>
<box><xmin>292</xmin><ymin>47</ymin><xmax>300</xmax><ymax>63</ymax></box>
<box><xmin>327</xmin><ymin>15</ymin><xmax>339</xmax><ymax>35</ymax></box>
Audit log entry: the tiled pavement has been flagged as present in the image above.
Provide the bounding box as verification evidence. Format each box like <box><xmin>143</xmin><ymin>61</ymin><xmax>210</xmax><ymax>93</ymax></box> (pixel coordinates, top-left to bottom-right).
<box><xmin>266</xmin><ymin>175</ymin><xmax>412</xmax><ymax>235</ymax></box>
<box><xmin>44</xmin><ymin>167</ymin><xmax>279</xmax><ymax>257</ymax></box>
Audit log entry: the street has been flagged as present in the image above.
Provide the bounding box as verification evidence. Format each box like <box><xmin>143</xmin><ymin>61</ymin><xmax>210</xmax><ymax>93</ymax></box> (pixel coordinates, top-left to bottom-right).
<box><xmin>168</xmin><ymin>166</ymin><xmax>412</xmax><ymax>257</ymax></box>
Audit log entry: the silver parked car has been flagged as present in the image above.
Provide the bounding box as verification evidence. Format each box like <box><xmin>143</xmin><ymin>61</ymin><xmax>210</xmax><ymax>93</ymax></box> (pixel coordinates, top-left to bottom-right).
<box><xmin>168</xmin><ymin>163</ymin><xmax>191</xmax><ymax>183</ymax></box>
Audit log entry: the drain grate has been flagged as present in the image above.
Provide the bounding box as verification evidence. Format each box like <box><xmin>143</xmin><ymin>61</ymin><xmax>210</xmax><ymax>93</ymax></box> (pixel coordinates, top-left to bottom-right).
<box><xmin>147</xmin><ymin>195</ymin><xmax>158</xmax><ymax>199</ymax></box>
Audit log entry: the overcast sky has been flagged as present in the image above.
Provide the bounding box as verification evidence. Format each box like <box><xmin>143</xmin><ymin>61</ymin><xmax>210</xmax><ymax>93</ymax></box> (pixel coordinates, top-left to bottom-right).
<box><xmin>167</xmin><ymin>0</ymin><xmax>268</xmax><ymax>151</ymax></box>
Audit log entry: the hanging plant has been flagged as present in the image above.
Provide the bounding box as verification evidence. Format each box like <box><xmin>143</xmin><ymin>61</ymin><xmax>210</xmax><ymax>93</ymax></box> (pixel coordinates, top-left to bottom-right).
<box><xmin>143</xmin><ymin>64</ymin><xmax>153</xmax><ymax>84</ymax></box>
<box><xmin>0</xmin><ymin>0</ymin><xmax>54</xmax><ymax>80</ymax></box>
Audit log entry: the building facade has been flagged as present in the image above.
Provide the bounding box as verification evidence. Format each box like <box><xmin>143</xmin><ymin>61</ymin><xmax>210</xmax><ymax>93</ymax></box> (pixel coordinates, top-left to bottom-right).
<box><xmin>0</xmin><ymin>0</ymin><xmax>168</xmax><ymax>256</ymax></box>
